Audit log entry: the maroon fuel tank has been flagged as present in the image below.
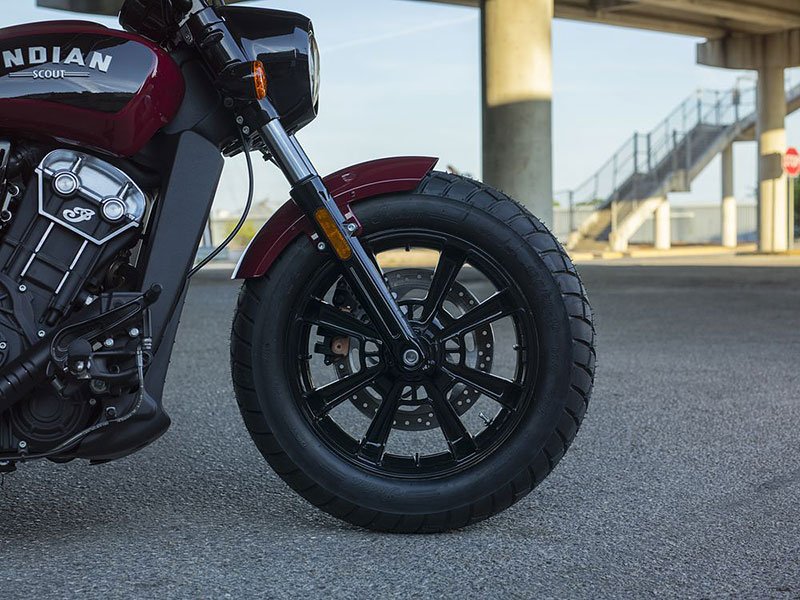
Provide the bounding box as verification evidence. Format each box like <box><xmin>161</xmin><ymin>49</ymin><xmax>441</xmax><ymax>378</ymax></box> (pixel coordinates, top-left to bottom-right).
<box><xmin>0</xmin><ymin>21</ymin><xmax>185</xmax><ymax>157</ymax></box>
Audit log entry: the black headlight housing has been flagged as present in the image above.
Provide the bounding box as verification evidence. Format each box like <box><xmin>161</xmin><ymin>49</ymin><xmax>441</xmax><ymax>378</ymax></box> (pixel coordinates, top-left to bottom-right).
<box><xmin>219</xmin><ymin>6</ymin><xmax>319</xmax><ymax>135</ymax></box>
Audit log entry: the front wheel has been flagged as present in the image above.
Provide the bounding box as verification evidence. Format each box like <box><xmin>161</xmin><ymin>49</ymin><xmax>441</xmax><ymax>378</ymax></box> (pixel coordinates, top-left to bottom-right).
<box><xmin>231</xmin><ymin>173</ymin><xmax>595</xmax><ymax>532</ymax></box>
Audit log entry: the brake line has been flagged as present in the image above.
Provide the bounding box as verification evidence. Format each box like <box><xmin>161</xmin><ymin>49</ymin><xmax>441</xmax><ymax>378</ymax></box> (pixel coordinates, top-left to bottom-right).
<box><xmin>188</xmin><ymin>128</ymin><xmax>254</xmax><ymax>278</ymax></box>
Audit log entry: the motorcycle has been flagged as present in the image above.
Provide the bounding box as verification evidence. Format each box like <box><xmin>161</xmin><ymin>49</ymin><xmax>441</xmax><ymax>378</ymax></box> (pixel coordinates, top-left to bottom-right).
<box><xmin>0</xmin><ymin>0</ymin><xmax>595</xmax><ymax>532</ymax></box>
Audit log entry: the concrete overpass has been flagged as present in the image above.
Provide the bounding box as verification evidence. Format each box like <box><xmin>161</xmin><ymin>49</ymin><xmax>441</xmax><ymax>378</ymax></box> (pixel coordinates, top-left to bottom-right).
<box><xmin>416</xmin><ymin>0</ymin><xmax>800</xmax><ymax>253</ymax></box>
<box><xmin>38</xmin><ymin>0</ymin><xmax>800</xmax><ymax>251</ymax></box>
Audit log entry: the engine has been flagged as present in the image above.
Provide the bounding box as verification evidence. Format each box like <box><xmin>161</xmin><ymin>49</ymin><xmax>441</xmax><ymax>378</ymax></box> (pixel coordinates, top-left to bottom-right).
<box><xmin>0</xmin><ymin>144</ymin><xmax>151</xmax><ymax>457</ymax></box>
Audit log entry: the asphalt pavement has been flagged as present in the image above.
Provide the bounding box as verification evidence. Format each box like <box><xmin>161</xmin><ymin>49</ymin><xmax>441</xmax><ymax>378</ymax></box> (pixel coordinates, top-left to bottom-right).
<box><xmin>2</xmin><ymin>260</ymin><xmax>800</xmax><ymax>599</ymax></box>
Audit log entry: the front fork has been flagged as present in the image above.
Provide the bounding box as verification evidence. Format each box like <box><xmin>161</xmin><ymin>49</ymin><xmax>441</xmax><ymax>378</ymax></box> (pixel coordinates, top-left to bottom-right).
<box><xmin>256</xmin><ymin>117</ymin><xmax>426</xmax><ymax>369</ymax></box>
<box><xmin>181</xmin><ymin>4</ymin><xmax>425</xmax><ymax>367</ymax></box>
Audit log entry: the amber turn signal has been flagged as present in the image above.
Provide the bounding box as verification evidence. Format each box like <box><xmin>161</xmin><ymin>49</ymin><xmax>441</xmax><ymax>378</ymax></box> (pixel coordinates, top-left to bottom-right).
<box><xmin>314</xmin><ymin>208</ymin><xmax>353</xmax><ymax>261</ymax></box>
<box><xmin>253</xmin><ymin>61</ymin><xmax>267</xmax><ymax>100</ymax></box>
<box><xmin>217</xmin><ymin>61</ymin><xmax>269</xmax><ymax>102</ymax></box>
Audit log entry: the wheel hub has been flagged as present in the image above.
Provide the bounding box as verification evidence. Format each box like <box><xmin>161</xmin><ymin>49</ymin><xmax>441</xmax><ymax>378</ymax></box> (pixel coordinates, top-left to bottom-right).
<box><xmin>402</xmin><ymin>348</ymin><xmax>421</xmax><ymax>368</ymax></box>
<box><xmin>331</xmin><ymin>268</ymin><xmax>494</xmax><ymax>431</ymax></box>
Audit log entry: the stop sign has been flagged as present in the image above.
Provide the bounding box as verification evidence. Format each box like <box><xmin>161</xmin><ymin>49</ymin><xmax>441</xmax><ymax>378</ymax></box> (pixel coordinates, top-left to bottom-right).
<box><xmin>784</xmin><ymin>147</ymin><xmax>800</xmax><ymax>178</ymax></box>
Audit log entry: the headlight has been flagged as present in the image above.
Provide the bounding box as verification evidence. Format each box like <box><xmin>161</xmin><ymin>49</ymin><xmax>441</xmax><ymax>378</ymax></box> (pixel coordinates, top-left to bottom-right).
<box><xmin>309</xmin><ymin>29</ymin><xmax>321</xmax><ymax>107</ymax></box>
<box><xmin>220</xmin><ymin>5</ymin><xmax>320</xmax><ymax>134</ymax></box>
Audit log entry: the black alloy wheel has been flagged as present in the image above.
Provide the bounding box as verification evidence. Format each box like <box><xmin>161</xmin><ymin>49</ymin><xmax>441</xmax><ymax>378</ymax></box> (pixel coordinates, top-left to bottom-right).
<box><xmin>288</xmin><ymin>230</ymin><xmax>538</xmax><ymax>480</ymax></box>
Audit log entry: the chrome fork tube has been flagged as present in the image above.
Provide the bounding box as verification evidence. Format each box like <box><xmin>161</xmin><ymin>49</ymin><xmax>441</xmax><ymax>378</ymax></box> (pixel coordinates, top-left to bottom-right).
<box><xmin>290</xmin><ymin>134</ymin><xmax>317</xmax><ymax>178</ymax></box>
<box><xmin>260</xmin><ymin>119</ymin><xmax>316</xmax><ymax>184</ymax></box>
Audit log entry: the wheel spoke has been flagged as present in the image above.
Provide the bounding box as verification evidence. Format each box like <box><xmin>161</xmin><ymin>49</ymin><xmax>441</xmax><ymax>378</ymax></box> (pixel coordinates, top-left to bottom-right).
<box><xmin>359</xmin><ymin>377</ymin><xmax>404</xmax><ymax>463</ymax></box>
<box><xmin>441</xmin><ymin>363</ymin><xmax>522</xmax><ymax>411</ymax></box>
<box><xmin>425</xmin><ymin>382</ymin><xmax>476</xmax><ymax>459</ymax></box>
<box><xmin>304</xmin><ymin>297</ymin><xmax>380</xmax><ymax>341</ymax></box>
<box><xmin>420</xmin><ymin>245</ymin><xmax>468</xmax><ymax>323</ymax></box>
<box><xmin>306</xmin><ymin>365</ymin><xmax>383</xmax><ymax>418</ymax></box>
<box><xmin>435</xmin><ymin>289</ymin><xmax>516</xmax><ymax>342</ymax></box>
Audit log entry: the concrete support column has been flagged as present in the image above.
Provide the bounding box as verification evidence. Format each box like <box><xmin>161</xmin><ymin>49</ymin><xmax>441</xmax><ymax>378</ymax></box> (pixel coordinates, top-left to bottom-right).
<box><xmin>654</xmin><ymin>199</ymin><xmax>671</xmax><ymax>250</ymax></box>
<box><xmin>757</xmin><ymin>56</ymin><xmax>788</xmax><ymax>252</ymax></box>
<box><xmin>721</xmin><ymin>145</ymin><xmax>737</xmax><ymax>248</ymax></box>
<box><xmin>482</xmin><ymin>0</ymin><xmax>553</xmax><ymax>225</ymax></box>
<box><xmin>698</xmin><ymin>31</ymin><xmax>799</xmax><ymax>252</ymax></box>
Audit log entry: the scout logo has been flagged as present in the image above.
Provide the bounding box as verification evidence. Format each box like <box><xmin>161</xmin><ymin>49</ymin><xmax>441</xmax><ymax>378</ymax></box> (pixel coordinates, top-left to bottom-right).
<box><xmin>3</xmin><ymin>47</ymin><xmax>113</xmax><ymax>79</ymax></box>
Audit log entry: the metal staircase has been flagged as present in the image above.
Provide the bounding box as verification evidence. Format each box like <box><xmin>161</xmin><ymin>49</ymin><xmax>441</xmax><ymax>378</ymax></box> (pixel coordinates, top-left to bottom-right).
<box><xmin>562</xmin><ymin>83</ymin><xmax>800</xmax><ymax>252</ymax></box>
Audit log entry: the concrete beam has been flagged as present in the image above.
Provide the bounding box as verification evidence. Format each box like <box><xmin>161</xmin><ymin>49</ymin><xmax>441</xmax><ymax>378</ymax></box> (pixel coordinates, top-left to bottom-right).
<box><xmin>590</xmin><ymin>0</ymin><xmax>638</xmax><ymax>12</ymax></box>
<box><xmin>635</xmin><ymin>0</ymin><xmax>800</xmax><ymax>29</ymax></box>
<box><xmin>415</xmin><ymin>0</ymin><xmax>730</xmax><ymax>37</ymax></box>
<box><xmin>557</xmin><ymin>3</ymin><xmax>727</xmax><ymax>38</ymax></box>
<box><xmin>482</xmin><ymin>0</ymin><xmax>554</xmax><ymax>224</ymax></box>
<box><xmin>698</xmin><ymin>29</ymin><xmax>800</xmax><ymax>69</ymax></box>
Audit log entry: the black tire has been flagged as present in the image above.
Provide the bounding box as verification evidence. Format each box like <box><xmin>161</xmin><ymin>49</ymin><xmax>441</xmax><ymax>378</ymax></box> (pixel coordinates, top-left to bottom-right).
<box><xmin>231</xmin><ymin>172</ymin><xmax>595</xmax><ymax>532</ymax></box>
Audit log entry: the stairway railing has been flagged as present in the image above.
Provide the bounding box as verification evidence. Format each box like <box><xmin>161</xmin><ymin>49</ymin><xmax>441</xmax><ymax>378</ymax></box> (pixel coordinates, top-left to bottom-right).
<box><xmin>555</xmin><ymin>86</ymin><xmax>760</xmax><ymax>233</ymax></box>
<box><xmin>556</xmin><ymin>88</ymin><xmax>756</xmax><ymax>217</ymax></box>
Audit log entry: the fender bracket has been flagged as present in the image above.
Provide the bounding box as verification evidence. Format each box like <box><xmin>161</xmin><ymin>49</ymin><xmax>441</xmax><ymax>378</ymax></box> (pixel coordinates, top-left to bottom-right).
<box><xmin>232</xmin><ymin>156</ymin><xmax>438</xmax><ymax>279</ymax></box>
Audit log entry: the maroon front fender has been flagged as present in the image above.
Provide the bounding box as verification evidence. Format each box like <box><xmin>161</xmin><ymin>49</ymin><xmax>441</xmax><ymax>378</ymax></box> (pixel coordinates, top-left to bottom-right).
<box><xmin>232</xmin><ymin>156</ymin><xmax>438</xmax><ymax>279</ymax></box>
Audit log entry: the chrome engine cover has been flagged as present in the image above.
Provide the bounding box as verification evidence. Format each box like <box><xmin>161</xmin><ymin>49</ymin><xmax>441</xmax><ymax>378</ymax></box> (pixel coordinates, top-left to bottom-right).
<box><xmin>0</xmin><ymin>148</ymin><xmax>150</xmax><ymax>334</ymax></box>
<box><xmin>37</xmin><ymin>149</ymin><xmax>147</xmax><ymax>245</ymax></box>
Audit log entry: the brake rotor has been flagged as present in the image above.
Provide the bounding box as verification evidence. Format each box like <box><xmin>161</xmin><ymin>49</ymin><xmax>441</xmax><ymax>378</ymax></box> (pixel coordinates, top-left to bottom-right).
<box><xmin>331</xmin><ymin>268</ymin><xmax>494</xmax><ymax>432</ymax></box>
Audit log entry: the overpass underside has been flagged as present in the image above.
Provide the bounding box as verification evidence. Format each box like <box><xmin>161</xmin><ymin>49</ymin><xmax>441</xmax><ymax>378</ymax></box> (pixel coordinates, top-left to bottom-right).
<box><xmin>422</xmin><ymin>0</ymin><xmax>800</xmax><ymax>39</ymax></box>
<box><xmin>416</xmin><ymin>0</ymin><xmax>800</xmax><ymax>253</ymax></box>
<box><xmin>38</xmin><ymin>0</ymin><xmax>800</xmax><ymax>251</ymax></box>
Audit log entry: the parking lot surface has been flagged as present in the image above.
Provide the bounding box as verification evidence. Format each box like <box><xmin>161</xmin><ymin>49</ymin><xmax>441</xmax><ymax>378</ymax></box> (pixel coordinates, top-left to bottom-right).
<box><xmin>2</xmin><ymin>260</ymin><xmax>799</xmax><ymax>599</ymax></box>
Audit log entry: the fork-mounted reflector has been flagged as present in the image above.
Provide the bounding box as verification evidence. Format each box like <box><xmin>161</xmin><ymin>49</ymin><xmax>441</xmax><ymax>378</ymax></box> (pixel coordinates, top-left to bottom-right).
<box><xmin>314</xmin><ymin>208</ymin><xmax>352</xmax><ymax>260</ymax></box>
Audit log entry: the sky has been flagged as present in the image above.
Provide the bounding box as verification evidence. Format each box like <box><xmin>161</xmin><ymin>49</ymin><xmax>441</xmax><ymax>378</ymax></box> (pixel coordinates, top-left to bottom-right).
<box><xmin>4</xmin><ymin>0</ymin><xmax>800</xmax><ymax>215</ymax></box>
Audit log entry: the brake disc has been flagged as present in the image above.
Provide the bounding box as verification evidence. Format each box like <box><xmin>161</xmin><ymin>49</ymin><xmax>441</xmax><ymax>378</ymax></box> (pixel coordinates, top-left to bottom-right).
<box><xmin>331</xmin><ymin>268</ymin><xmax>494</xmax><ymax>432</ymax></box>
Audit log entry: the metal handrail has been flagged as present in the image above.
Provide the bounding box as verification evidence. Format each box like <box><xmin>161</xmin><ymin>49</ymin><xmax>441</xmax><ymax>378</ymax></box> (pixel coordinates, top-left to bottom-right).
<box><xmin>561</xmin><ymin>85</ymin><xmax>766</xmax><ymax>230</ymax></box>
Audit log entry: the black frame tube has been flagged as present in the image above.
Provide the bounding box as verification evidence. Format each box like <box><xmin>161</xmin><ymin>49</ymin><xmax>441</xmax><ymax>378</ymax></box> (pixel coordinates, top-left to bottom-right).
<box><xmin>136</xmin><ymin>130</ymin><xmax>224</xmax><ymax>397</ymax></box>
